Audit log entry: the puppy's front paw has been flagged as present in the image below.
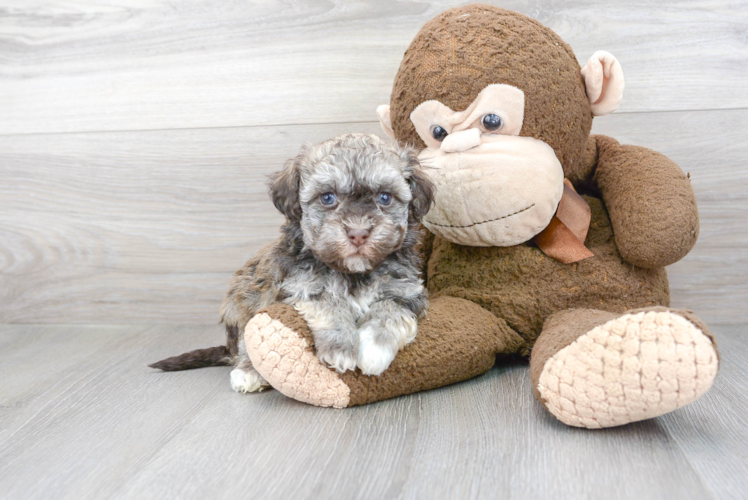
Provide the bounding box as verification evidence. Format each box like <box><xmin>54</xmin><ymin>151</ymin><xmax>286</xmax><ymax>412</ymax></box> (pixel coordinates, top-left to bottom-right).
<box><xmin>230</xmin><ymin>368</ymin><xmax>269</xmax><ymax>393</ymax></box>
<box><xmin>317</xmin><ymin>348</ymin><xmax>358</xmax><ymax>374</ymax></box>
<box><xmin>357</xmin><ymin>337</ymin><xmax>396</xmax><ymax>376</ymax></box>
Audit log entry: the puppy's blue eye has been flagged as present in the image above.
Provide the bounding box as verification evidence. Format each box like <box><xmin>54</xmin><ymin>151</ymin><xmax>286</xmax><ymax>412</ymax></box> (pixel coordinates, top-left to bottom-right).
<box><xmin>431</xmin><ymin>125</ymin><xmax>448</xmax><ymax>142</ymax></box>
<box><xmin>320</xmin><ymin>193</ymin><xmax>336</xmax><ymax>206</ymax></box>
<box><xmin>377</xmin><ymin>193</ymin><xmax>392</xmax><ymax>206</ymax></box>
<box><xmin>482</xmin><ymin>113</ymin><xmax>503</xmax><ymax>131</ymax></box>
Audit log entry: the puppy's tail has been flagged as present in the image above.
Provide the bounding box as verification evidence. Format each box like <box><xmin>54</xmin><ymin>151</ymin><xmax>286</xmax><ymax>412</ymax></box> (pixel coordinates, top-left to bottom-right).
<box><xmin>149</xmin><ymin>346</ymin><xmax>232</xmax><ymax>371</ymax></box>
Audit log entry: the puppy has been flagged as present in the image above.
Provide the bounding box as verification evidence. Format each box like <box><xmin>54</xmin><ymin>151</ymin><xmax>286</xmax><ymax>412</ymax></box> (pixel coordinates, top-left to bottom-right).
<box><xmin>150</xmin><ymin>133</ymin><xmax>435</xmax><ymax>393</ymax></box>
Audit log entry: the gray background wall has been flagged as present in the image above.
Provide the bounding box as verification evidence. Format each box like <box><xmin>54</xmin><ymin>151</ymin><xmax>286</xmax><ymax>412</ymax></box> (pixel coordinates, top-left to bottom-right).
<box><xmin>1</xmin><ymin>0</ymin><xmax>746</xmax><ymax>324</ymax></box>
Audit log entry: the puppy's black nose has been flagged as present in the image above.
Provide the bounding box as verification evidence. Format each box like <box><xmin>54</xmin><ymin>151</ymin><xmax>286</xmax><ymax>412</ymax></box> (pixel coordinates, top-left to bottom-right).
<box><xmin>347</xmin><ymin>228</ymin><xmax>370</xmax><ymax>247</ymax></box>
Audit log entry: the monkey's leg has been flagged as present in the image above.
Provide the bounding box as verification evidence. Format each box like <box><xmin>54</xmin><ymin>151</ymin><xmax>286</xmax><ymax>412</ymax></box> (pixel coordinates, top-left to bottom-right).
<box><xmin>530</xmin><ymin>307</ymin><xmax>719</xmax><ymax>429</ymax></box>
<box><xmin>243</xmin><ymin>296</ymin><xmax>527</xmax><ymax>408</ymax></box>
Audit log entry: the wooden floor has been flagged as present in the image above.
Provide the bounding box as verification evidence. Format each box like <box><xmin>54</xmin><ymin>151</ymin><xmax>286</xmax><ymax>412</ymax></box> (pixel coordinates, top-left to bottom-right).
<box><xmin>0</xmin><ymin>323</ymin><xmax>746</xmax><ymax>499</ymax></box>
<box><xmin>2</xmin><ymin>1</ymin><xmax>747</xmax><ymax>499</ymax></box>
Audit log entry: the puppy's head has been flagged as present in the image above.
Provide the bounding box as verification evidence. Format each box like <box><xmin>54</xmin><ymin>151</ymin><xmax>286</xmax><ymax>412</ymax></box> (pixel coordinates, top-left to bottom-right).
<box><xmin>269</xmin><ymin>133</ymin><xmax>434</xmax><ymax>273</ymax></box>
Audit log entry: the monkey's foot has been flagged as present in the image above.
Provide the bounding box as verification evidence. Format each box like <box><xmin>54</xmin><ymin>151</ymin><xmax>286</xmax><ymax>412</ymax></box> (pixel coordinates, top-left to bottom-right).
<box><xmin>533</xmin><ymin>308</ymin><xmax>719</xmax><ymax>429</ymax></box>
<box><xmin>244</xmin><ymin>308</ymin><xmax>350</xmax><ymax>408</ymax></box>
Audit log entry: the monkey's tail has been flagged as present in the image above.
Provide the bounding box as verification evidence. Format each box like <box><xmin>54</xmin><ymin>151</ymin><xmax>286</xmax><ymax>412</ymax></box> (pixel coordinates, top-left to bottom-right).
<box><xmin>149</xmin><ymin>345</ymin><xmax>232</xmax><ymax>371</ymax></box>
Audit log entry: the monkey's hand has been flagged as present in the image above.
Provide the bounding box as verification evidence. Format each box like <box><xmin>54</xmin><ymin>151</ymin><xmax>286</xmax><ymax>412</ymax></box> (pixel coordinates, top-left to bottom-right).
<box><xmin>593</xmin><ymin>134</ymin><xmax>699</xmax><ymax>268</ymax></box>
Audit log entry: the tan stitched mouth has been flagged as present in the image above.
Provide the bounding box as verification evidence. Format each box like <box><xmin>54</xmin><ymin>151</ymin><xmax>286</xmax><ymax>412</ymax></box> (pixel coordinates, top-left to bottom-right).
<box><xmin>424</xmin><ymin>204</ymin><xmax>535</xmax><ymax>229</ymax></box>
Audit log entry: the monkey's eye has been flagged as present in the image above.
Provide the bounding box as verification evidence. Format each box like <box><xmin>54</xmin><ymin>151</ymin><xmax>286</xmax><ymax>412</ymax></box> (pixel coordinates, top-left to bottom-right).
<box><xmin>481</xmin><ymin>114</ymin><xmax>503</xmax><ymax>132</ymax></box>
<box><xmin>377</xmin><ymin>193</ymin><xmax>392</xmax><ymax>206</ymax></box>
<box><xmin>431</xmin><ymin>125</ymin><xmax>448</xmax><ymax>142</ymax></box>
<box><xmin>320</xmin><ymin>193</ymin><xmax>336</xmax><ymax>206</ymax></box>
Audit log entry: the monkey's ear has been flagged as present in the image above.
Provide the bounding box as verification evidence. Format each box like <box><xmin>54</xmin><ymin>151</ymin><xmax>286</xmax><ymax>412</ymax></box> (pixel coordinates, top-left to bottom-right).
<box><xmin>377</xmin><ymin>104</ymin><xmax>397</xmax><ymax>140</ymax></box>
<box><xmin>581</xmin><ymin>51</ymin><xmax>625</xmax><ymax>116</ymax></box>
<box><xmin>268</xmin><ymin>157</ymin><xmax>302</xmax><ymax>221</ymax></box>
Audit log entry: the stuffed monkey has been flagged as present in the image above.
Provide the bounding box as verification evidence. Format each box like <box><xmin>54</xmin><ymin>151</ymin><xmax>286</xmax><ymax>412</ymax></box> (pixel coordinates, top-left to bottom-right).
<box><xmin>242</xmin><ymin>4</ymin><xmax>719</xmax><ymax>428</ymax></box>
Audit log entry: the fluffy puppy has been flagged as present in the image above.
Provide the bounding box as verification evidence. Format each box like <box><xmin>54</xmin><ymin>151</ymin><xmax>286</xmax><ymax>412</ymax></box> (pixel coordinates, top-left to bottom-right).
<box><xmin>150</xmin><ymin>133</ymin><xmax>435</xmax><ymax>393</ymax></box>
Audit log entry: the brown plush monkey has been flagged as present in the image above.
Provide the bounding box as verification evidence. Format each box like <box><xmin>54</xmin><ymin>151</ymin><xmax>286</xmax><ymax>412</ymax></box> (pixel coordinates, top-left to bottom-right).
<box><xmin>241</xmin><ymin>4</ymin><xmax>719</xmax><ymax>428</ymax></box>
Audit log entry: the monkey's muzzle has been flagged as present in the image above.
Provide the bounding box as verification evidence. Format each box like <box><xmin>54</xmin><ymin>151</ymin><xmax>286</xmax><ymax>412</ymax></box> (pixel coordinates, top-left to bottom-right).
<box><xmin>420</xmin><ymin>135</ymin><xmax>564</xmax><ymax>247</ymax></box>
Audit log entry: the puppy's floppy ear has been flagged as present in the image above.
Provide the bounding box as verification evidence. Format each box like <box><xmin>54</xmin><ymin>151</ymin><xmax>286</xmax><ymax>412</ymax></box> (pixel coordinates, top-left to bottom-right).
<box><xmin>408</xmin><ymin>166</ymin><xmax>435</xmax><ymax>222</ymax></box>
<box><xmin>269</xmin><ymin>156</ymin><xmax>303</xmax><ymax>221</ymax></box>
<box><xmin>398</xmin><ymin>145</ymin><xmax>435</xmax><ymax>222</ymax></box>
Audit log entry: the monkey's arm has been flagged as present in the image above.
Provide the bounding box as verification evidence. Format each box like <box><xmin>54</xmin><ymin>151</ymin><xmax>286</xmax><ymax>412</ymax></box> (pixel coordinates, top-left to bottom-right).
<box><xmin>243</xmin><ymin>296</ymin><xmax>527</xmax><ymax>407</ymax></box>
<box><xmin>592</xmin><ymin>134</ymin><xmax>699</xmax><ymax>268</ymax></box>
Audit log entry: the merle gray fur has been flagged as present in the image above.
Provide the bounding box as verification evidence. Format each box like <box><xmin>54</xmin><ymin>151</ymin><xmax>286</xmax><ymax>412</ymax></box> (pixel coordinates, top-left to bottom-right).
<box><xmin>150</xmin><ymin>134</ymin><xmax>435</xmax><ymax>390</ymax></box>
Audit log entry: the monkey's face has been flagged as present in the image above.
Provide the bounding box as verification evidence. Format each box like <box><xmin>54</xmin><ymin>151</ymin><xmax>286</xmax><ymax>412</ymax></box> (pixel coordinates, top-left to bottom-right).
<box><xmin>409</xmin><ymin>84</ymin><xmax>564</xmax><ymax>247</ymax></box>
<box><xmin>375</xmin><ymin>5</ymin><xmax>625</xmax><ymax>248</ymax></box>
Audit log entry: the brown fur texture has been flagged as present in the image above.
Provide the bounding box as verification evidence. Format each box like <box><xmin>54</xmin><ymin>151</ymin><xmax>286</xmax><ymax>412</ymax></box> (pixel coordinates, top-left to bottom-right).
<box><xmin>426</xmin><ymin>193</ymin><xmax>671</xmax><ymax>347</ymax></box>
<box><xmin>389</xmin><ymin>4</ymin><xmax>592</xmax><ymax>172</ymax></box>
<box><xmin>594</xmin><ymin>136</ymin><xmax>699</xmax><ymax>268</ymax></box>
<box><xmin>148</xmin><ymin>346</ymin><xmax>232</xmax><ymax>371</ymax></box>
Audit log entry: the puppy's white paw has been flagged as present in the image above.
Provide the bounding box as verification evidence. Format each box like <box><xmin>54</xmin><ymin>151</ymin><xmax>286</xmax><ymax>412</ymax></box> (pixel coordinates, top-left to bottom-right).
<box><xmin>357</xmin><ymin>340</ymin><xmax>396</xmax><ymax>376</ymax></box>
<box><xmin>230</xmin><ymin>368</ymin><xmax>267</xmax><ymax>393</ymax></box>
<box><xmin>318</xmin><ymin>349</ymin><xmax>358</xmax><ymax>374</ymax></box>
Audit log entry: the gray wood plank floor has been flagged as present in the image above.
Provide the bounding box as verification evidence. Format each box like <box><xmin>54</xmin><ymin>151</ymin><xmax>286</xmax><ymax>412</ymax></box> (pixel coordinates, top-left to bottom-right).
<box><xmin>0</xmin><ymin>323</ymin><xmax>745</xmax><ymax>500</ymax></box>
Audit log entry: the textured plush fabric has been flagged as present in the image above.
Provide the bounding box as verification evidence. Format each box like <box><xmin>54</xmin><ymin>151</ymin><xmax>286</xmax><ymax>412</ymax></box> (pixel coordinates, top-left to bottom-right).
<box><xmin>248</xmin><ymin>304</ymin><xmax>351</xmax><ymax>408</ymax></box>
<box><xmin>531</xmin><ymin>307</ymin><xmax>719</xmax><ymax>428</ymax></box>
<box><xmin>529</xmin><ymin>308</ymin><xmax>621</xmax><ymax>402</ymax></box>
<box><xmin>389</xmin><ymin>4</ymin><xmax>593</xmax><ymax>172</ymax></box>
<box><xmin>419</xmin><ymin>134</ymin><xmax>564</xmax><ymax>247</ymax></box>
<box><xmin>408</xmin><ymin>83</ymin><xmax>526</xmax><ymax>148</ymax></box>
<box><xmin>567</xmin><ymin>135</ymin><xmax>600</xmax><ymax>190</ymax></box>
<box><xmin>427</xmin><ymin>194</ymin><xmax>670</xmax><ymax>346</ymax></box>
<box><xmin>594</xmin><ymin>136</ymin><xmax>700</xmax><ymax>268</ymax></box>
